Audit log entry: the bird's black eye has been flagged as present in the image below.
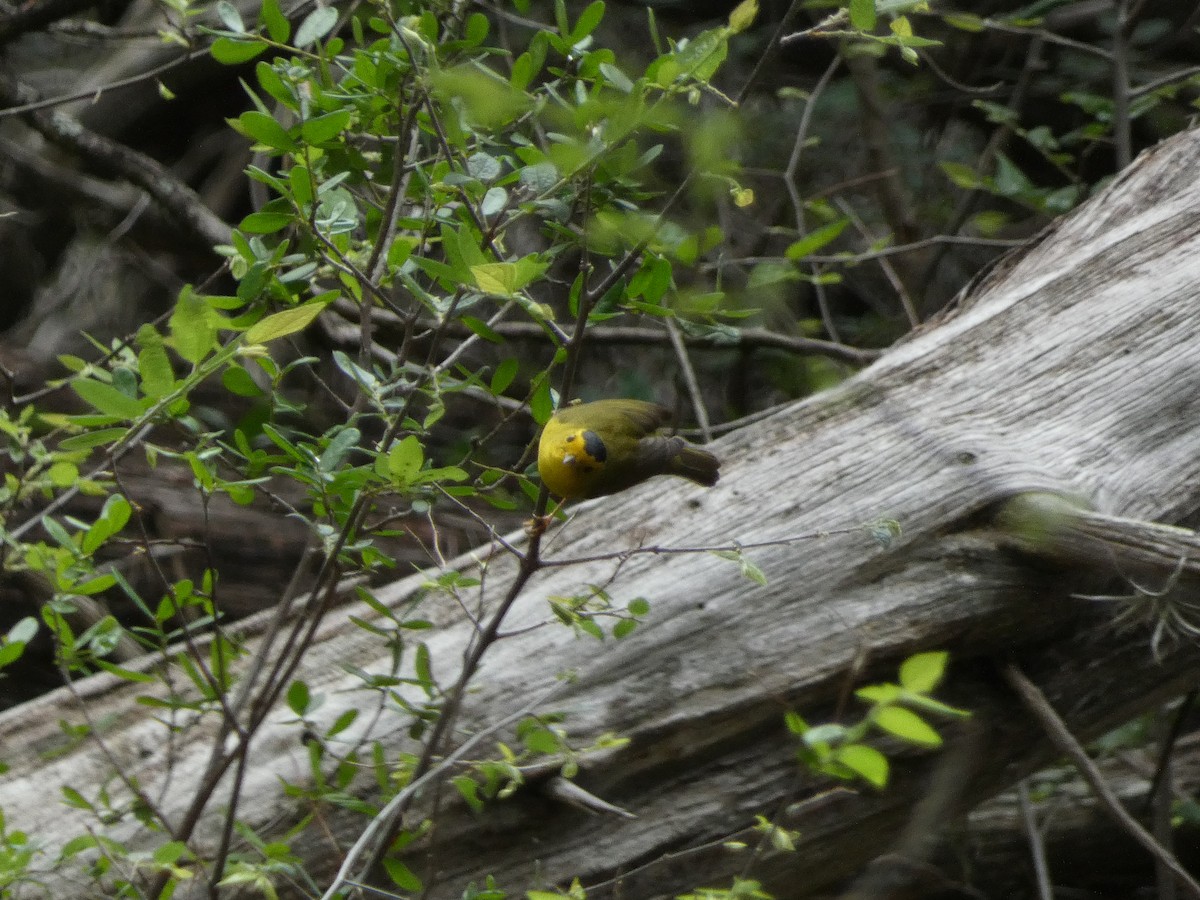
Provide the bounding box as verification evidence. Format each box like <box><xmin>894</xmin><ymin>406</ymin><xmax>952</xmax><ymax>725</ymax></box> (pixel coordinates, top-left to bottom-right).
<box><xmin>581</xmin><ymin>430</ymin><xmax>607</xmax><ymax>463</ymax></box>
<box><xmin>566</xmin><ymin>433</ymin><xmax>578</xmax><ymax>444</ymax></box>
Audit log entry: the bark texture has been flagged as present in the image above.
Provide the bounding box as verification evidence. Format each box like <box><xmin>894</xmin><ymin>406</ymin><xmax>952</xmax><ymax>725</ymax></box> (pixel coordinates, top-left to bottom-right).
<box><xmin>4</xmin><ymin>130</ymin><xmax>1200</xmax><ymax>898</ymax></box>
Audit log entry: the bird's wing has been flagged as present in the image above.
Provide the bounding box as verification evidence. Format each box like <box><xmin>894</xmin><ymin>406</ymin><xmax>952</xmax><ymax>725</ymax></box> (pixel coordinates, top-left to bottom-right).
<box><xmin>616</xmin><ymin>402</ymin><xmax>671</xmax><ymax>437</ymax></box>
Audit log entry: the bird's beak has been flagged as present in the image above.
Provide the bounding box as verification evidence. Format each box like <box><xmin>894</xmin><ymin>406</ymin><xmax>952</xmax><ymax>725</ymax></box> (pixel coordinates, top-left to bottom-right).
<box><xmin>562</xmin><ymin>453</ymin><xmax>576</xmax><ymax>466</ymax></box>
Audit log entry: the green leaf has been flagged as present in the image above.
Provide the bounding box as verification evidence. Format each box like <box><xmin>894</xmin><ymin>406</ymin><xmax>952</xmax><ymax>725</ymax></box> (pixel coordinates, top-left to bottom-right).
<box><xmin>835</xmin><ymin>743</ymin><xmax>889</xmax><ymax>788</ymax></box>
<box><xmin>211</xmin><ymin>37</ymin><xmax>268</xmax><ymax>65</ymax></box>
<box><xmin>472</xmin><ymin>263</ymin><xmax>518</xmax><ymax>297</ymax></box>
<box><xmin>47</xmin><ymin>460</ymin><xmax>80</xmax><ymax>487</ymax></box>
<box><xmin>169</xmin><ymin>286</ymin><xmax>218</xmax><ymax>364</ymax></box>
<box><xmin>93</xmin><ymin>658</ymin><xmax>156</xmax><ymax>683</ymax></box>
<box><xmin>453</xmin><ymin>775</ymin><xmax>484</xmax><ymax>813</ymax></box>
<box><xmin>295</xmin><ymin>6</ymin><xmax>338</xmax><ymax>47</ymax></box>
<box><xmin>490</xmin><ymin>358</ymin><xmax>519</xmax><ymax>395</ymax></box>
<box><xmin>73</xmin><ymin>379</ymin><xmax>146</xmax><ymax>420</ymax></box>
<box><xmin>530</xmin><ymin>379</ymin><xmax>554</xmax><ymax>425</ymax></box>
<box><xmin>100</xmin><ymin>493</ymin><xmax>132</xmax><ymax>533</ymax></box>
<box><xmin>136</xmin><ymin>328</ymin><xmax>175</xmax><ymax>399</ymax></box>
<box><xmin>239</xmin><ymin>211</ymin><xmax>292</xmax><ymax>233</ymax></box>
<box><xmin>462</xmin><ymin>315</ymin><xmax>504</xmax><ymax>343</ymax></box>
<box><xmin>216</xmin><ymin>0</ymin><xmax>244</xmax><ymax>32</ymax></box>
<box><xmin>388</xmin><ymin>436</ymin><xmax>424</xmax><ymax>486</ymax></box>
<box><xmin>785</xmin><ymin>218</ymin><xmax>850</xmax><ymax>260</ymax></box>
<box><xmin>287</xmin><ymin>679</ymin><xmax>311</xmax><ymax>716</ymax></box>
<box><xmin>849</xmin><ymin>0</ymin><xmax>876</xmax><ymax>31</ymax></box>
<box><xmin>301</xmin><ymin>110</ymin><xmax>352</xmax><ymax>144</ymax></box>
<box><xmin>0</xmin><ymin>642</ymin><xmax>25</xmax><ymax>669</ymax></box>
<box><xmin>326</xmin><ymin>708</ymin><xmax>359</xmax><ymax>738</ymax></box>
<box><xmin>244</xmin><ymin>301</ymin><xmax>329</xmax><ymax>344</ymax></box>
<box><xmin>570</xmin><ymin>1</ymin><xmax>605</xmax><ymax>43</ymax></box>
<box><xmin>940</xmin><ymin>161</ymin><xmax>983</xmax><ymax>190</ymax></box>
<box><xmin>873</xmin><ymin>706</ymin><xmax>941</xmax><ymax>747</ymax></box>
<box><xmin>59</xmin><ymin>428</ymin><xmax>128</xmax><ymax>451</ymax></box>
<box><xmin>320</xmin><ymin>427</ymin><xmax>360</xmax><ymax>472</ymax></box>
<box><xmin>855</xmin><ymin>683</ymin><xmax>900</xmax><ymax>704</ymax></box>
<box><xmin>383</xmin><ymin>858</ymin><xmax>422</xmax><ymax>891</ymax></box>
<box><xmin>235</xmin><ymin>110</ymin><xmax>300</xmax><ymax>153</ymax></box>
<box><xmin>898</xmin><ymin>651</ymin><xmax>948</xmax><ymax>693</ymax></box>
<box><xmin>613</xmin><ymin>618</ymin><xmax>637</xmax><ymax>639</ymax></box>
<box><xmin>221</xmin><ymin>364</ymin><xmax>264</xmax><ymax>397</ymax></box>
<box><xmin>414</xmin><ymin>642</ymin><xmax>433</xmax><ymax>690</ymax></box>
<box><xmin>728</xmin><ymin>0</ymin><xmax>757</xmax><ymax>32</ymax></box>
<box><xmin>259</xmin><ymin>0</ymin><xmax>291</xmax><ymax>41</ymax></box>
<box><xmin>942</xmin><ymin>12</ymin><xmax>983</xmax><ymax>32</ymax></box>
<box><xmin>667</xmin><ymin>27</ymin><xmax>727</xmax><ymax>84</ymax></box>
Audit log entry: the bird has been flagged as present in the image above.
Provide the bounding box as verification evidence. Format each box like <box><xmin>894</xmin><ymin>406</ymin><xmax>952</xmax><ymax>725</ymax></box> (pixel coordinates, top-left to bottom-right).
<box><xmin>537</xmin><ymin>399</ymin><xmax>720</xmax><ymax>500</ymax></box>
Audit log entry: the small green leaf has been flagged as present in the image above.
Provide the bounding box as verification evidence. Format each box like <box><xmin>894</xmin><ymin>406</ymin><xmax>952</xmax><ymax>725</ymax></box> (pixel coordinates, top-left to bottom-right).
<box><xmin>785</xmin><ymin>218</ymin><xmax>850</xmax><ymax>260</ymax></box>
<box><xmin>259</xmin><ymin>0</ymin><xmax>291</xmax><ymax>41</ymax></box>
<box><xmin>239</xmin><ymin>211</ymin><xmax>293</xmax><ymax>233</ymax></box>
<box><xmin>452</xmin><ymin>775</ymin><xmax>484</xmax><ymax>813</ymax></box>
<box><xmin>320</xmin><ymin>427</ymin><xmax>360</xmax><ymax>472</ymax></box>
<box><xmin>244</xmin><ymin>301</ymin><xmax>329</xmax><ymax>344</ymax></box>
<box><xmin>383</xmin><ymin>858</ymin><xmax>422</xmax><ymax>891</ymax></box>
<box><xmin>940</xmin><ymin>161</ymin><xmax>983</xmax><ymax>190</ymax></box>
<box><xmin>490</xmin><ymin>358</ymin><xmax>519</xmax><ymax>395</ymax></box>
<box><xmin>301</xmin><ymin>110</ymin><xmax>352</xmax><ymax>145</ymax></box>
<box><xmin>221</xmin><ymin>364</ymin><xmax>264</xmax><ymax>397</ymax></box>
<box><xmin>472</xmin><ymin>262</ymin><xmax>519</xmax><ymax>297</ymax></box>
<box><xmin>211</xmin><ymin>36</ymin><xmax>268</xmax><ymax>64</ymax></box>
<box><xmin>874</xmin><ymin>706</ymin><xmax>941</xmax><ymax>747</ymax></box>
<box><xmin>613</xmin><ymin>619</ymin><xmax>637</xmax><ymax>639</ymax></box>
<box><xmin>462</xmin><ymin>315</ymin><xmax>504</xmax><ymax>343</ymax></box>
<box><xmin>849</xmin><ymin>0</ymin><xmax>876</xmax><ymax>31</ymax></box>
<box><xmin>627</xmin><ymin>598</ymin><xmax>650</xmax><ymax>616</ymax></box>
<box><xmin>235</xmin><ymin>110</ymin><xmax>300</xmax><ymax>152</ymax></box>
<box><xmin>728</xmin><ymin>0</ymin><xmax>757</xmax><ymax>32</ymax></box>
<box><xmin>73</xmin><ymin>379</ymin><xmax>146</xmax><ymax>420</ymax></box>
<box><xmin>216</xmin><ymin>0</ymin><xmax>245</xmax><ymax>32</ymax></box>
<box><xmin>59</xmin><ymin>428</ymin><xmax>129</xmax><ymax>451</ymax></box>
<box><xmin>835</xmin><ymin>743</ymin><xmax>889</xmax><ymax>788</ymax></box>
<box><xmin>388</xmin><ymin>436</ymin><xmax>424</xmax><ymax>485</ymax></box>
<box><xmin>530</xmin><ymin>379</ymin><xmax>554</xmax><ymax>425</ymax></box>
<box><xmin>295</xmin><ymin>6</ymin><xmax>338</xmax><ymax>47</ymax></box>
<box><xmin>943</xmin><ymin>13</ymin><xmax>983</xmax><ymax>32</ymax></box>
<box><xmin>137</xmin><ymin>329</ymin><xmax>175</xmax><ymax>399</ymax></box>
<box><xmin>287</xmin><ymin>679</ymin><xmax>311</xmax><ymax>716</ymax></box>
<box><xmin>47</xmin><ymin>461</ymin><xmax>80</xmax><ymax>487</ymax></box>
<box><xmin>169</xmin><ymin>286</ymin><xmax>218</xmax><ymax>364</ymax></box>
<box><xmin>570</xmin><ymin>1</ymin><xmax>605</xmax><ymax>42</ymax></box>
<box><xmin>898</xmin><ymin>651</ymin><xmax>948</xmax><ymax>693</ymax></box>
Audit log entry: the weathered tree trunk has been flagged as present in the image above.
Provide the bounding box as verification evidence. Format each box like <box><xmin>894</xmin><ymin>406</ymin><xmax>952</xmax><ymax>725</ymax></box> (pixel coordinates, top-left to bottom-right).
<box><xmin>5</xmin><ymin>130</ymin><xmax>1200</xmax><ymax>898</ymax></box>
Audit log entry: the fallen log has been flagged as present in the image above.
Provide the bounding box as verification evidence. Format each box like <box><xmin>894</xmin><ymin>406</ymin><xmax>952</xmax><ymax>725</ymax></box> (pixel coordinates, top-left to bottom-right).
<box><xmin>4</xmin><ymin>129</ymin><xmax>1200</xmax><ymax>898</ymax></box>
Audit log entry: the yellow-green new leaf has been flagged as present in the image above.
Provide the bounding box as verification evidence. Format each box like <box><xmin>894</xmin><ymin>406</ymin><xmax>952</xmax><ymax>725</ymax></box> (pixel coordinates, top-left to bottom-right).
<box><xmin>728</xmin><ymin>0</ymin><xmax>758</xmax><ymax>33</ymax></box>
<box><xmin>899</xmin><ymin>650</ymin><xmax>948</xmax><ymax>693</ymax></box>
<box><xmin>73</xmin><ymin>379</ymin><xmax>147</xmax><ymax>420</ymax></box>
<box><xmin>874</xmin><ymin>706</ymin><xmax>941</xmax><ymax>747</ymax></box>
<box><xmin>244</xmin><ymin>300</ymin><xmax>330</xmax><ymax>344</ymax></box>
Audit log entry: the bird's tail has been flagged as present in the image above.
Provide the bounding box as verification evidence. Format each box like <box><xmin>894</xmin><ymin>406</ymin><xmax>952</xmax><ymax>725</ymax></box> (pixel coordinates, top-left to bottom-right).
<box><xmin>671</xmin><ymin>445</ymin><xmax>721</xmax><ymax>487</ymax></box>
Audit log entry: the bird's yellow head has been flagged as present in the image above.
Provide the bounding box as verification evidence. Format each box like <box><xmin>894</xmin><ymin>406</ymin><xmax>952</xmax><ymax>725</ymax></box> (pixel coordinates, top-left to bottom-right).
<box><xmin>537</xmin><ymin>425</ymin><xmax>609</xmax><ymax>499</ymax></box>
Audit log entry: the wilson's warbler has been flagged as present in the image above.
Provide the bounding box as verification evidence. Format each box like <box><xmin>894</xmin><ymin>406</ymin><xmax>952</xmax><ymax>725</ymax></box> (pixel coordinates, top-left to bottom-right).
<box><xmin>537</xmin><ymin>399</ymin><xmax>720</xmax><ymax>500</ymax></box>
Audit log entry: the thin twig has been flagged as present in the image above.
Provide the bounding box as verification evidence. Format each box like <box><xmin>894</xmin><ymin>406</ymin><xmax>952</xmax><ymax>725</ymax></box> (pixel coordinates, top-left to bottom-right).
<box><xmin>1003</xmin><ymin>663</ymin><xmax>1200</xmax><ymax>899</ymax></box>
<box><xmin>1017</xmin><ymin>779</ymin><xmax>1054</xmax><ymax>900</ymax></box>
<box><xmin>665</xmin><ymin>317</ymin><xmax>711</xmax><ymax>441</ymax></box>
